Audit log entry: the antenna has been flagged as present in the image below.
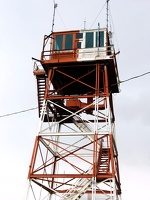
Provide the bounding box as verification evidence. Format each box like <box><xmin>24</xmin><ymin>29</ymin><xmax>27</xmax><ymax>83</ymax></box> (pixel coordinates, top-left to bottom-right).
<box><xmin>84</xmin><ymin>18</ymin><xmax>86</xmax><ymax>29</ymax></box>
<box><xmin>98</xmin><ymin>22</ymin><xmax>100</xmax><ymax>47</ymax></box>
<box><xmin>106</xmin><ymin>0</ymin><xmax>110</xmax><ymax>29</ymax></box>
<box><xmin>51</xmin><ymin>1</ymin><xmax>58</xmax><ymax>34</ymax></box>
<box><xmin>97</xmin><ymin>22</ymin><xmax>100</xmax><ymax>56</ymax></box>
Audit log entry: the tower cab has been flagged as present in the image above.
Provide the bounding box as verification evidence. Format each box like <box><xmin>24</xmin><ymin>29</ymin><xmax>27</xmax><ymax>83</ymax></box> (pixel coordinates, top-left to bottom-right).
<box><xmin>34</xmin><ymin>27</ymin><xmax>120</xmax><ymax>119</ymax></box>
<box><xmin>41</xmin><ymin>28</ymin><xmax>115</xmax><ymax>64</ymax></box>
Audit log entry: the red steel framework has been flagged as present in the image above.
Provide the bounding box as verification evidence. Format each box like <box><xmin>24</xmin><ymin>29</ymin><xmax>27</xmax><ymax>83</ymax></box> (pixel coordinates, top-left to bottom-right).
<box><xmin>26</xmin><ymin>28</ymin><xmax>122</xmax><ymax>200</ymax></box>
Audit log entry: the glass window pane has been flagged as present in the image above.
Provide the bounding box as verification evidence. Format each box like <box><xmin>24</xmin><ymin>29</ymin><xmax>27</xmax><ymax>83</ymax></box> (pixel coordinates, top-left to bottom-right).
<box><xmin>76</xmin><ymin>33</ymin><xmax>83</xmax><ymax>39</ymax></box>
<box><xmin>86</xmin><ymin>32</ymin><xmax>93</xmax><ymax>48</ymax></box>
<box><xmin>77</xmin><ymin>42</ymin><xmax>81</xmax><ymax>49</ymax></box>
<box><xmin>55</xmin><ymin>35</ymin><xmax>63</xmax><ymax>50</ymax></box>
<box><xmin>65</xmin><ymin>34</ymin><xmax>73</xmax><ymax>50</ymax></box>
<box><xmin>96</xmin><ymin>31</ymin><xmax>104</xmax><ymax>47</ymax></box>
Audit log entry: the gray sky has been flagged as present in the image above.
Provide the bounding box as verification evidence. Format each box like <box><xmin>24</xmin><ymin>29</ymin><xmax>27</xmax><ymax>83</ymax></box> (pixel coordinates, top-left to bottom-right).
<box><xmin>0</xmin><ymin>0</ymin><xmax>150</xmax><ymax>199</ymax></box>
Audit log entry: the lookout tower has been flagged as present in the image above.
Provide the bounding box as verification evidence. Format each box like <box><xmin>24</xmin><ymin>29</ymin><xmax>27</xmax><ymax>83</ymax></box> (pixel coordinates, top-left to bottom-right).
<box><xmin>26</xmin><ymin>26</ymin><xmax>122</xmax><ymax>200</ymax></box>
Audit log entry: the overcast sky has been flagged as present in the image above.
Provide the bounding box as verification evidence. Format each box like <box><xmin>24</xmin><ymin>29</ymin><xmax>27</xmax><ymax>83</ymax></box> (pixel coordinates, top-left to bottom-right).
<box><xmin>0</xmin><ymin>0</ymin><xmax>150</xmax><ymax>199</ymax></box>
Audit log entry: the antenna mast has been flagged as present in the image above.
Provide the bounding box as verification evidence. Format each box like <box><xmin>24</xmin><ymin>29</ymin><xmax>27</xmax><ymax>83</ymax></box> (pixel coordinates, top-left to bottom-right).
<box><xmin>106</xmin><ymin>0</ymin><xmax>110</xmax><ymax>29</ymax></box>
<box><xmin>51</xmin><ymin>1</ymin><xmax>58</xmax><ymax>34</ymax></box>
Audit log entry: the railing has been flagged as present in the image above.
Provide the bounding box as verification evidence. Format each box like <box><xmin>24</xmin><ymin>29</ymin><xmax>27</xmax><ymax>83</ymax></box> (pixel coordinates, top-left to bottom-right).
<box><xmin>41</xmin><ymin>46</ymin><xmax>115</xmax><ymax>62</ymax></box>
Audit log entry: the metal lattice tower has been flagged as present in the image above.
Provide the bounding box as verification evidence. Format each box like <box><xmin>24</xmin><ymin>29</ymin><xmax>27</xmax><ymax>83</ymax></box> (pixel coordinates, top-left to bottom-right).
<box><xmin>26</xmin><ymin>27</ymin><xmax>122</xmax><ymax>200</ymax></box>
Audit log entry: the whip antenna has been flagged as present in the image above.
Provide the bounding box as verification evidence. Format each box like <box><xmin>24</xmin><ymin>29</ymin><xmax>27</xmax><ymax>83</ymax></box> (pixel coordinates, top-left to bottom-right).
<box><xmin>51</xmin><ymin>1</ymin><xmax>58</xmax><ymax>34</ymax></box>
<box><xmin>106</xmin><ymin>0</ymin><xmax>110</xmax><ymax>29</ymax></box>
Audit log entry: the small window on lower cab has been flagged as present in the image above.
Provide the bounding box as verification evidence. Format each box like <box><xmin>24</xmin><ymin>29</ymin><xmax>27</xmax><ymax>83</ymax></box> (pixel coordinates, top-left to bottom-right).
<box><xmin>77</xmin><ymin>42</ymin><xmax>81</xmax><ymax>49</ymax></box>
<box><xmin>76</xmin><ymin>33</ymin><xmax>83</xmax><ymax>39</ymax></box>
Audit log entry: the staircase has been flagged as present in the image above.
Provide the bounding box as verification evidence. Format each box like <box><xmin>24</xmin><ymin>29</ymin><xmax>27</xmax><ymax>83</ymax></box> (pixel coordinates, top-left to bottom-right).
<box><xmin>59</xmin><ymin>166</ymin><xmax>93</xmax><ymax>200</ymax></box>
<box><xmin>61</xmin><ymin>177</ymin><xmax>92</xmax><ymax>200</ymax></box>
<box><xmin>72</xmin><ymin>116</ymin><xmax>92</xmax><ymax>132</ymax></box>
<box><xmin>36</xmin><ymin>73</ymin><xmax>47</xmax><ymax>118</ymax></box>
<box><xmin>98</xmin><ymin>147</ymin><xmax>110</xmax><ymax>174</ymax></box>
<box><xmin>72</xmin><ymin>116</ymin><xmax>95</xmax><ymax>142</ymax></box>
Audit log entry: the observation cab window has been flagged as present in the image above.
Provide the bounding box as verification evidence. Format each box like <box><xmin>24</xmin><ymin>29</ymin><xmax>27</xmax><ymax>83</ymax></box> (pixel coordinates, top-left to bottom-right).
<box><xmin>54</xmin><ymin>34</ymin><xmax>73</xmax><ymax>50</ymax></box>
<box><xmin>76</xmin><ymin>33</ymin><xmax>83</xmax><ymax>39</ymax></box>
<box><xmin>96</xmin><ymin>31</ymin><xmax>104</xmax><ymax>47</ymax></box>
<box><xmin>46</xmin><ymin>28</ymin><xmax>113</xmax><ymax>63</ymax></box>
<box><xmin>65</xmin><ymin>34</ymin><xmax>73</xmax><ymax>50</ymax></box>
<box><xmin>86</xmin><ymin>32</ymin><xmax>94</xmax><ymax>48</ymax></box>
<box><xmin>54</xmin><ymin>34</ymin><xmax>63</xmax><ymax>50</ymax></box>
<box><xmin>85</xmin><ymin>31</ymin><xmax>104</xmax><ymax>48</ymax></box>
<box><xmin>54</xmin><ymin>30</ymin><xmax>105</xmax><ymax>50</ymax></box>
<box><xmin>76</xmin><ymin>33</ymin><xmax>83</xmax><ymax>49</ymax></box>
